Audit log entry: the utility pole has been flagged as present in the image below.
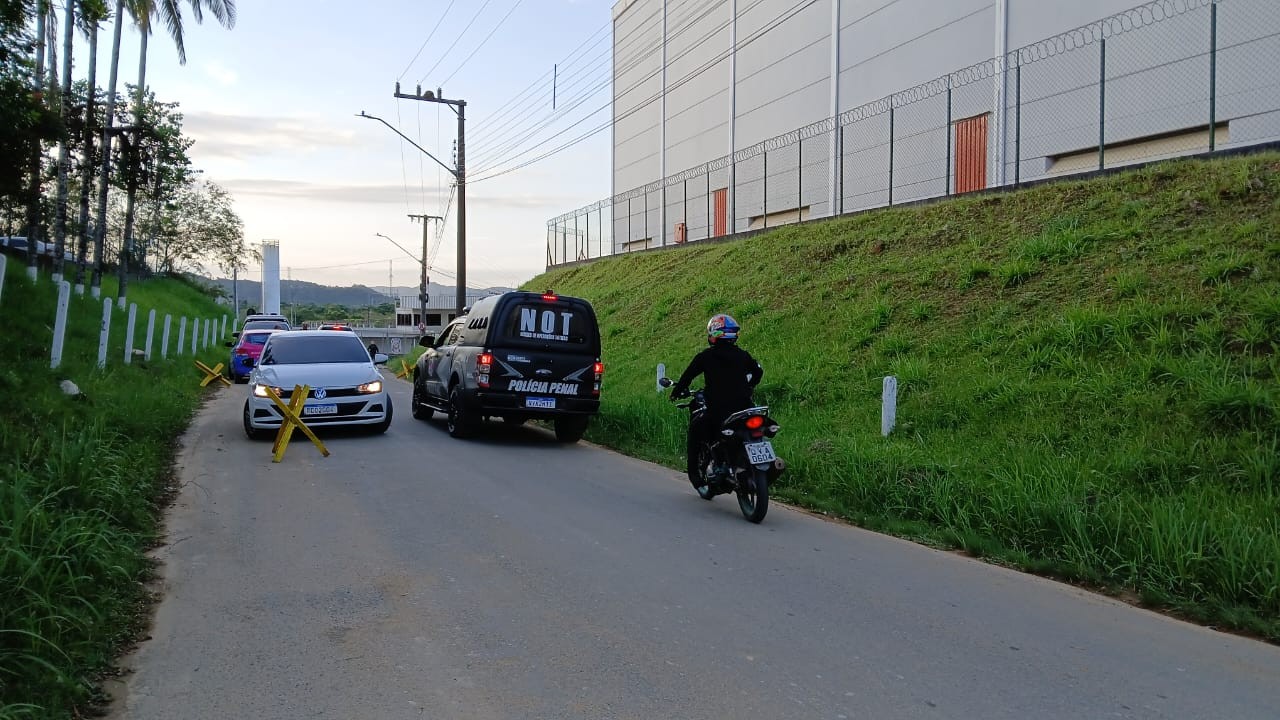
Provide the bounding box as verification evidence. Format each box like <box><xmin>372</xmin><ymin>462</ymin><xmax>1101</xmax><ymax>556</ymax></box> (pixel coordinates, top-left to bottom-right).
<box><xmin>408</xmin><ymin>213</ymin><xmax>443</xmax><ymax>333</ymax></box>
<box><xmin>378</xmin><ymin>82</ymin><xmax>467</xmax><ymax>317</ymax></box>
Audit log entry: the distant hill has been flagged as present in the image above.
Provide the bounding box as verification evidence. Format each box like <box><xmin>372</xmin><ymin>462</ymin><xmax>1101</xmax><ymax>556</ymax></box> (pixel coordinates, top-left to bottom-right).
<box><xmin>208</xmin><ymin>278</ymin><xmax>515</xmax><ymax>307</ymax></box>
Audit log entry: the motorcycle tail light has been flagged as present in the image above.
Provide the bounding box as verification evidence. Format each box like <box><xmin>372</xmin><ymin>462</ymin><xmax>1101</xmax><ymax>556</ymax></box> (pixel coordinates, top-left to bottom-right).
<box><xmin>745</xmin><ymin>416</ymin><xmax>765</xmax><ymax>430</ymax></box>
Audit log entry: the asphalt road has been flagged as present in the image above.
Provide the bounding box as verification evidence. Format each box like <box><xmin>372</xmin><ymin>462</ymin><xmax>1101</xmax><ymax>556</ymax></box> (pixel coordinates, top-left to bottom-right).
<box><xmin>108</xmin><ymin>373</ymin><xmax>1280</xmax><ymax>719</ymax></box>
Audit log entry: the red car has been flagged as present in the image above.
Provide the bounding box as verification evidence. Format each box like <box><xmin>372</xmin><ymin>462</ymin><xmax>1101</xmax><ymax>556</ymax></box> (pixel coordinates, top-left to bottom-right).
<box><xmin>227</xmin><ymin>329</ymin><xmax>281</xmax><ymax>383</ymax></box>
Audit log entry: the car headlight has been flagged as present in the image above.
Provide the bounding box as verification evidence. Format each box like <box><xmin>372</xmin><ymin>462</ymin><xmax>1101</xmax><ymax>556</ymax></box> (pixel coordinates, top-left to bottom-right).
<box><xmin>252</xmin><ymin>384</ymin><xmax>284</xmax><ymax>398</ymax></box>
<box><xmin>357</xmin><ymin>380</ymin><xmax>383</xmax><ymax>394</ymax></box>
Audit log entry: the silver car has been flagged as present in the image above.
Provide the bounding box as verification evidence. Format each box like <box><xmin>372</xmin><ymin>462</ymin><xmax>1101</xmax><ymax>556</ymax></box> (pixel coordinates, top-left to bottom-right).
<box><xmin>242</xmin><ymin>331</ymin><xmax>392</xmax><ymax>439</ymax></box>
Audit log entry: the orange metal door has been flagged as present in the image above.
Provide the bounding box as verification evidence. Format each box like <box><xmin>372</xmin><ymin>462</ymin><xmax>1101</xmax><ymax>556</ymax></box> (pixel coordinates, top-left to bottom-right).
<box><xmin>712</xmin><ymin>188</ymin><xmax>728</xmax><ymax>237</ymax></box>
<box><xmin>954</xmin><ymin>114</ymin><xmax>988</xmax><ymax>194</ymax></box>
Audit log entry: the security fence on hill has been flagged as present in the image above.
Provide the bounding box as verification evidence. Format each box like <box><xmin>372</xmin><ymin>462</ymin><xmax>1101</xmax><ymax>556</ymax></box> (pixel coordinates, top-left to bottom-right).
<box><xmin>546</xmin><ymin>0</ymin><xmax>1280</xmax><ymax>267</ymax></box>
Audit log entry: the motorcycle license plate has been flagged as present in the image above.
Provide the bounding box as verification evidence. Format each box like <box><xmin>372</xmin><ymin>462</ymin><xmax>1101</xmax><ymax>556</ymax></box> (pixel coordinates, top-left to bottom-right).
<box><xmin>303</xmin><ymin>404</ymin><xmax>337</xmax><ymax>416</ymax></box>
<box><xmin>525</xmin><ymin>396</ymin><xmax>556</xmax><ymax>409</ymax></box>
<box><xmin>744</xmin><ymin>441</ymin><xmax>776</xmax><ymax>464</ymax></box>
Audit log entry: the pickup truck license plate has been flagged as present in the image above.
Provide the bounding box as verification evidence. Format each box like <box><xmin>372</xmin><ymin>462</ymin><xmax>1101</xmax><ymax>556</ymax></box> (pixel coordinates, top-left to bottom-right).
<box><xmin>525</xmin><ymin>396</ymin><xmax>556</xmax><ymax>409</ymax></box>
<box><xmin>303</xmin><ymin>404</ymin><xmax>338</xmax><ymax>416</ymax></box>
<box><xmin>744</xmin><ymin>441</ymin><xmax>776</xmax><ymax>464</ymax></box>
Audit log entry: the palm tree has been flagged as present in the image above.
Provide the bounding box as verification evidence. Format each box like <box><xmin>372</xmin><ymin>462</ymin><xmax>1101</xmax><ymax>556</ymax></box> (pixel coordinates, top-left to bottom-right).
<box><xmin>116</xmin><ymin>0</ymin><xmax>236</xmax><ymax>308</ymax></box>
<box><xmin>73</xmin><ymin>6</ymin><xmax>107</xmax><ymax>295</ymax></box>
<box><xmin>90</xmin><ymin>0</ymin><xmax>236</xmax><ymax>301</ymax></box>
<box><xmin>22</xmin><ymin>0</ymin><xmax>55</xmax><ymax>281</ymax></box>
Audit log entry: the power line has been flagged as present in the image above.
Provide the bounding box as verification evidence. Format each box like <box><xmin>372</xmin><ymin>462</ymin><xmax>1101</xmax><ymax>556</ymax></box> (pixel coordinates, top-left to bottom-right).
<box><xmin>473</xmin><ymin>0</ymin><xmax>824</xmax><ymax>182</ymax></box>
<box><xmin>417</xmin><ymin>0</ymin><xmax>496</xmax><ymax>86</ymax></box>
<box><xmin>470</xmin><ymin>19</ymin><xmax>611</xmax><ymax>129</ymax></box>
<box><xmin>398</xmin><ymin>0</ymin><xmax>457</xmax><ymax>81</ymax></box>
<box><xmin>470</xmin><ymin>0</ymin><xmax>743</xmax><ymax>170</ymax></box>
<box><xmin>440</xmin><ymin>0</ymin><xmax>526</xmax><ymax>86</ymax></box>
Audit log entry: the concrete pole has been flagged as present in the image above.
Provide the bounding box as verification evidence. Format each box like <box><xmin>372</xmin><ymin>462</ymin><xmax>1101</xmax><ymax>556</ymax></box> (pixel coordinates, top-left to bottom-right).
<box><xmin>660</xmin><ymin>0</ymin><xmax>667</xmax><ymax>246</ymax></box>
<box><xmin>829</xmin><ymin>0</ymin><xmax>842</xmax><ymax>216</ymax></box>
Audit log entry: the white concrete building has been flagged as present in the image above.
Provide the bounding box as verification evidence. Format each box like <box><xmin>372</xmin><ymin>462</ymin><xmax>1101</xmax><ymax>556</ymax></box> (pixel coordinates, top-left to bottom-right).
<box><xmin>603</xmin><ymin>0</ymin><xmax>1280</xmax><ymax>253</ymax></box>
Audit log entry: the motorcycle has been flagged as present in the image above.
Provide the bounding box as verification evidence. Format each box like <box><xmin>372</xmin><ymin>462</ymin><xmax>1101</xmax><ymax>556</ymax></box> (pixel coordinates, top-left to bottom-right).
<box><xmin>659</xmin><ymin>375</ymin><xmax>785</xmax><ymax>523</ymax></box>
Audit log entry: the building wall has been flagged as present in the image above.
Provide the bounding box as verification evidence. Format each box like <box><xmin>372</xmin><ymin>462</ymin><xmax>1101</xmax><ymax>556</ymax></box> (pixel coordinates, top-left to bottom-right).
<box><xmin>607</xmin><ymin>0</ymin><xmax>1280</xmax><ymax>254</ymax></box>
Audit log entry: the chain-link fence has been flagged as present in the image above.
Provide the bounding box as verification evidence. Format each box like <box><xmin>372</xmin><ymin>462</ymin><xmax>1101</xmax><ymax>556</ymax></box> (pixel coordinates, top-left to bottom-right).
<box><xmin>547</xmin><ymin>0</ymin><xmax>1280</xmax><ymax>267</ymax></box>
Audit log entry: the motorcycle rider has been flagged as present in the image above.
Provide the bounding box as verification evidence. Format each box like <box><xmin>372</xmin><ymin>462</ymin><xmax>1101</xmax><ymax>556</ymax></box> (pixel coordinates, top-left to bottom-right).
<box><xmin>671</xmin><ymin>314</ymin><xmax>764</xmax><ymax>487</ymax></box>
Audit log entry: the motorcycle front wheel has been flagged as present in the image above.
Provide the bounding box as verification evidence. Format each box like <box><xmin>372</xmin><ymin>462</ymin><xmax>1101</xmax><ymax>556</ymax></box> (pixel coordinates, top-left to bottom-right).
<box><xmin>737</xmin><ymin>469</ymin><xmax>769</xmax><ymax>523</ymax></box>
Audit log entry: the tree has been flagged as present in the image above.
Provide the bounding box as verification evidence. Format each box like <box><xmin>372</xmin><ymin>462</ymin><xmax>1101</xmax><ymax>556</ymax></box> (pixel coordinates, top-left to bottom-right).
<box><xmin>0</xmin><ymin>0</ymin><xmax>59</xmax><ymax>204</ymax></box>
<box><xmin>115</xmin><ymin>0</ymin><xmax>236</xmax><ymax>307</ymax></box>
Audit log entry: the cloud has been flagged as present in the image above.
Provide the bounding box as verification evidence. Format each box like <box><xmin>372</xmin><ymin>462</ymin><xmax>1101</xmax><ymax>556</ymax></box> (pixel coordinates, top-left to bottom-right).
<box><xmin>217</xmin><ymin>178</ymin><xmax>573</xmax><ymax>210</ymax></box>
<box><xmin>202</xmin><ymin>61</ymin><xmax>238</xmax><ymax>87</ymax></box>
<box><xmin>183</xmin><ymin>112</ymin><xmax>361</xmax><ymax>160</ymax></box>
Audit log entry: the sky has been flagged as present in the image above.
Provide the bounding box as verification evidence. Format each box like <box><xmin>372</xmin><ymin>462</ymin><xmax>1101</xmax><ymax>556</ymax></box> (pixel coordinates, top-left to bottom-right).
<box><xmin>84</xmin><ymin>0</ymin><xmax>617</xmax><ymax>290</ymax></box>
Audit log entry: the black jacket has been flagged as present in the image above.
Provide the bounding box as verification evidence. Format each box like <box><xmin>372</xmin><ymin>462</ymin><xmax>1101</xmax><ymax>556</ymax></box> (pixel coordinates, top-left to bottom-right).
<box><xmin>673</xmin><ymin>342</ymin><xmax>764</xmax><ymax>417</ymax></box>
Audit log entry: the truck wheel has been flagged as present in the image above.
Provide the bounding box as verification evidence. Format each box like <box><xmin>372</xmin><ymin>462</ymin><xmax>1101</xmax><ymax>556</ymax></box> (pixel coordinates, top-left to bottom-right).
<box><xmin>447</xmin><ymin>386</ymin><xmax>477</xmax><ymax>438</ymax></box>
<box><xmin>553</xmin><ymin>416</ymin><xmax>589</xmax><ymax>443</ymax></box>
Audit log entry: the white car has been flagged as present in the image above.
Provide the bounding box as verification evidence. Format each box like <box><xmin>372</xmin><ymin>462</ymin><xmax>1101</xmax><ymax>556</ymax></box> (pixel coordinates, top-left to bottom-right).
<box><xmin>242</xmin><ymin>330</ymin><xmax>392</xmax><ymax>439</ymax></box>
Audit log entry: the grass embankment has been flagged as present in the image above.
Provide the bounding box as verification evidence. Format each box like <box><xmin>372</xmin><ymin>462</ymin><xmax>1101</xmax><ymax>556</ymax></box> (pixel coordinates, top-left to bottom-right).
<box><xmin>0</xmin><ymin>264</ymin><xmax>231</xmax><ymax>719</ymax></box>
<box><xmin>529</xmin><ymin>153</ymin><xmax>1280</xmax><ymax>639</ymax></box>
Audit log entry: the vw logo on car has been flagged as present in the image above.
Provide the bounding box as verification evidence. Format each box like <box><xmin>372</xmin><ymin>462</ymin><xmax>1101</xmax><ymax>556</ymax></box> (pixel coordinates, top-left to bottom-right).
<box><xmin>314</xmin><ymin>387</ymin><xmax>327</xmax><ymax>400</ymax></box>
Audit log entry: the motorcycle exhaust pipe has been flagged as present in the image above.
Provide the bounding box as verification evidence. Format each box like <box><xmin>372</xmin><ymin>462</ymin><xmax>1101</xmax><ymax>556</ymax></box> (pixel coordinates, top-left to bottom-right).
<box><xmin>768</xmin><ymin>457</ymin><xmax>786</xmax><ymax>481</ymax></box>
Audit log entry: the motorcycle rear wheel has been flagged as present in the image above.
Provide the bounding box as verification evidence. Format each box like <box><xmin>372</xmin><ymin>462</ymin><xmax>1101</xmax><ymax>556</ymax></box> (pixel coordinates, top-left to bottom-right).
<box><xmin>737</xmin><ymin>469</ymin><xmax>769</xmax><ymax>523</ymax></box>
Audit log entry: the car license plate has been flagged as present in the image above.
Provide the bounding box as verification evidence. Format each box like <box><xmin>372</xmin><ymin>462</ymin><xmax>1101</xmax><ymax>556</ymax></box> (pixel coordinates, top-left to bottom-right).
<box><xmin>744</xmin><ymin>441</ymin><xmax>776</xmax><ymax>464</ymax></box>
<box><xmin>525</xmin><ymin>396</ymin><xmax>556</xmax><ymax>409</ymax></box>
<box><xmin>303</xmin><ymin>404</ymin><xmax>338</xmax><ymax>416</ymax></box>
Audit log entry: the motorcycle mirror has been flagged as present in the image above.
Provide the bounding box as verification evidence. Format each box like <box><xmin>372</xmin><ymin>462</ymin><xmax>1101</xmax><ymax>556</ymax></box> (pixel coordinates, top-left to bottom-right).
<box><xmin>657</xmin><ymin>363</ymin><xmax>669</xmax><ymax>392</ymax></box>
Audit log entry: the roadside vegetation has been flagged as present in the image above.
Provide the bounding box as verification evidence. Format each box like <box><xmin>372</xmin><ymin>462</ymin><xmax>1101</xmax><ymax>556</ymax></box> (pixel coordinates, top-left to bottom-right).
<box><xmin>0</xmin><ymin>262</ymin><xmax>230</xmax><ymax>719</ymax></box>
<box><xmin>529</xmin><ymin>153</ymin><xmax>1280</xmax><ymax>640</ymax></box>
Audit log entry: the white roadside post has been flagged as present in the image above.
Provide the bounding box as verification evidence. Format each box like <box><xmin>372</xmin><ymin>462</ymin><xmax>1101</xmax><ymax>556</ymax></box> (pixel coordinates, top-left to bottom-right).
<box><xmin>882</xmin><ymin>375</ymin><xmax>898</xmax><ymax>437</ymax></box>
<box><xmin>144</xmin><ymin>309</ymin><xmax>156</xmax><ymax>361</ymax></box>
<box><xmin>97</xmin><ymin>298</ymin><xmax>112</xmax><ymax>369</ymax></box>
<box><xmin>177</xmin><ymin>317</ymin><xmax>187</xmax><ymax>356</ymax></box>
<box><xmin>221</xmin><ymin>315</ymin><xmax>227</xmax><ymax>336</ymax></box>
<box><xmin>0</xmin><ymin>254</ymin><xmax>6</xmax><ymax>303</ymax></box>
<box><xmin>123</xmin><ymin>303</ymin><xmax>138</xmax><ymax>364</ymax></box>
<box><xmin>191</xmin><ymin>318</ymin><xmax>198</xmax><ymax>355</ymax></box>
<box><xmin>162</xmin><ymin>314</ymin><xmax>172</xmax><ymax>359</ymax></box>
<box><xmin>50</xmin><ymin>281</ymin><xmax>71</xmax><ymax>369</ymax></box>
<box><xmin>656</xmin><ymin>363</ymin><xmax>667</xmax><ymax>393</ymax></box>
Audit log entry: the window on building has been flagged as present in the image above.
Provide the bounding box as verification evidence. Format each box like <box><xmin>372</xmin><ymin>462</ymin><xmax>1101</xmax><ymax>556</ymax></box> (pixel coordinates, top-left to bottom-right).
<box><xmin>954</xmin><ymin>114</ymin><xmax>989</xmax><ymax>194</ymax></box>
<box><xmin>426</xmin><ymin>313</ymin><xmax>442</xmax><ymax>326</ymax></box>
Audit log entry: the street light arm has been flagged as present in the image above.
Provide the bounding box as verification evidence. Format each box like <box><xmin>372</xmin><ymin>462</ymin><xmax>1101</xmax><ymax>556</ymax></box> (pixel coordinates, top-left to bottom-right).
<box><xmin>357</xmin><ymin>111</ymin><xmax>457</xmax><ymax>177</ymax></box>
<box><xmin>374</xmin><ymin>233</ymin><xmax>421</xmax><ymax>263</ymax></box>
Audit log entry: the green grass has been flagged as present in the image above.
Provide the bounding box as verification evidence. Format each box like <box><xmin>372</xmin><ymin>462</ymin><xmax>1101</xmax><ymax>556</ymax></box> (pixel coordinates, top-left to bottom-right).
<box><xmin>0</xmin><ymin>264</ymin><xmax>232</xmax><ymax>719</ymax></box>
<box><xmin>528</xmin><ymin>153</ymin><xmax>1280</xmax><ymax>640</ymax></box>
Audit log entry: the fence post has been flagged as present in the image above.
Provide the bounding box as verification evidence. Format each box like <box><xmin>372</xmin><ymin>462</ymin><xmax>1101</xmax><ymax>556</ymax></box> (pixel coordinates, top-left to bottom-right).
<box><xmin>1015</xmin><ymin>58</ymin><xmax>1022</xmax><ymax>185</ymax></box>
<box><xmin>946</xmin><ymin>77</ymin><xmax>952</xmax><ymax>196</ymax></box>
<box><xmin>97</xmin><ymin>298</ymin><xmax>111</xmax><ymax>369</ymax></box>
<box><xmin>839</xmin><ymin>125</ymin><xmax>845</xmax><ymax>213</ymax></box>
<box><xmin>705</xmin><ymin>168</ymin><xmax>711</xmax><ymax>239</ymax></box>
<box><xmin>683</xmin><ymin>178</ymin><xmax>688</xmax><ymax>239</ymax></box>
<box><xmin>644</xmin><ymin>191</ymin><xmax>649</xmax><ymax>243</ymax></box>
<box><xmin>221</xmin><ymin>314</ymin><xmax>227</xmax><ymax>337</ymax></box>
<box><xmin>882</xmin><ymin>375</ymin><xmax>898</xmax><ymax>437</ymax></box>
<box><xmin>627</xmin><ymin>197</ymin><xmax>632</xmax><ymax>248</ymax></box>
<box><xmin>888</xmin><ymin>105</ymin><xmax>896</xmax><ymax>205</ymax></box>
<box><xmin>145</xmin><ymin>308</ymin><xmax>156</xmax><ymax>361</ymax></box>
<box><xmin>1099</xmin><ymin>37</ymin><xmax>1106</xmax><ymax>170</ymax></box>
<box><xmin>177</xmin><ymin>316</ymin><xmax>187</xmax><ymax>356</ymax></box>
<box><xmin>50</xmin><ymin>281</ymin><xmax>70</xmax><ymax>369</ymax></box>
<box><xmin>585</xmin><ymin>209</ymin><xmax>591</xmax><ymax>258</ymax></box>
<box><xmin>190</xmin><ymin>317</ymin><xmax>198</xmax><ymax>355</ymax></box>
<box><xmin>574</xmin><ymin>214</ymin><xmax>580</xmax><ymax>260</ymax></box>
<box><xmin>763</xmin><ymin>147</ymin><xmax>769</xmax><ymax>229</ymax></box>
<box><xmin>599</xmin><ymin>203</ymin><xmax>604</xmax><ymax>256</ymax></box>
<box><xmin>797</xmin><ymin>136</ymin><xmax>803</xmax><ymax>220</ymax></box>
<box><xmin>162</xmin><ymin>314</ymin><xmax>172</xmax><ymax>359</ymax></box>
<box><xmin>0</xmin><ymin>254</ymin><xmax>6</xmax><ymax>303</ymax></box>
<box><xmin>123</xmin><ymin>303</ymin><xmax>137</xmax><ymax>364</ymax></box>
<box><xmin>1209</xmin><ymin>1</ymin><xmax>1218</xmax><ymax>151</ymax></box>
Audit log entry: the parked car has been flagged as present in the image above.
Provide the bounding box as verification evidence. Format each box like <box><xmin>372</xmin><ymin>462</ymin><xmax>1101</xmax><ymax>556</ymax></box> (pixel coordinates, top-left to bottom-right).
<box><xmin>245</xmin><ymin>313</ymin><xmax>289</xmax><ymax>324</ymax></box>
<box><xmin>226</xmin><ymin>329</ymin><xmax>281</xmax><ymax>383</ymax></box>
<box><xmin>410</xmin><ymin>291</ymin><xmax>603</xmax><ymax>442</ymax></box>
<box><xmin>243</xmin><ymin>330</ymin><xmax>392</xmax><ymax>439</ymax></box>
<box><xmin>1</xmin><ymin>236</ymin><xmax>29</xmax><ymax>256</ymax></box>
<box><xmin>238</xmin><ymin>318</ymin><xmax>291</xmax><ymax>334</ymax></box>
